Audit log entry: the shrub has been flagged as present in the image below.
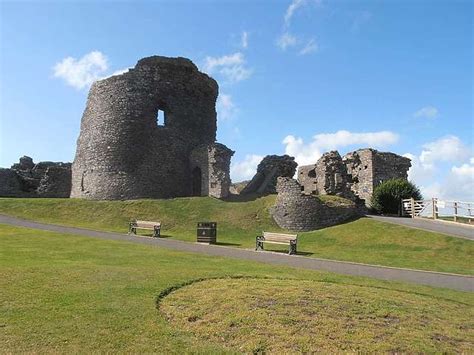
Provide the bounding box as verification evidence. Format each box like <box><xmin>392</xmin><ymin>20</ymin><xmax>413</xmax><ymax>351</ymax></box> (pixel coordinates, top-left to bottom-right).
<box><xmin>371</xmin><ymin>179</ymin><xmax>422</xmax><ymax>215</ymax></box>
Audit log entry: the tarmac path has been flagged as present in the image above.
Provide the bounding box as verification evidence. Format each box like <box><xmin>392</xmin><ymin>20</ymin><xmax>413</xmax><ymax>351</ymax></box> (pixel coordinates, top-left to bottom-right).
<box><xmin>368</xmin><ymin>215</ymin><xmax>474</xmax><ymax>240</ymax></box>
<box><xmin>0</xmin><ymin>214</ymin><xmax>472</xmax><ymax>292</ymax></box>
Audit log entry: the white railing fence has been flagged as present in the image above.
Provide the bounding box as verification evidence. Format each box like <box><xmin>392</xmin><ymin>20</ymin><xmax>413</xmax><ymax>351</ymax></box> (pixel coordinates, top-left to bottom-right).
<box><xmin>401</xmin><ymin>198</ymin><xmax>474</xmax><ymax>224</ymax></box>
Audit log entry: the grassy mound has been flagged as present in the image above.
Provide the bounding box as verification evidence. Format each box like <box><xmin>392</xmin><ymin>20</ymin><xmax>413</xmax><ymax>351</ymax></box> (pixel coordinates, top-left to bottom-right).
<box><xmin>160</xmin><ymin>278</ymin><xmax>473</xmax><ymax>353</ymax></box>
<box><xmin>1</xmin><ymin>225</ymin><xmax>472</xmax><ymax>352</ymax></box>
<box><xmin>0</xmin><ymin>197</ymin><xmax>473</xmax><ymax>274</ymax></box>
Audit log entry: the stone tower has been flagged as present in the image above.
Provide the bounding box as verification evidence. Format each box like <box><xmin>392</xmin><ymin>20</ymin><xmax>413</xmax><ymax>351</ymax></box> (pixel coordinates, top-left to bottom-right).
<box><xmin>71</xmin><ymin>55</ymin><xmax>232</xmax><ymax>200</ymax></box>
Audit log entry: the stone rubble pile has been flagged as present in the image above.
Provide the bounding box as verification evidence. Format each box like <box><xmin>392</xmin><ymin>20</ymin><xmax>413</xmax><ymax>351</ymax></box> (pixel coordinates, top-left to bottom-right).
<box><xmin>0</xmin><ymin>156</ymin><xmax>71</xmax><ymax>197</ymax></box>
<box><xmin>241</xmin><ymin>155</ymin><xmax>297</xmax><ymax>195</ymax></box>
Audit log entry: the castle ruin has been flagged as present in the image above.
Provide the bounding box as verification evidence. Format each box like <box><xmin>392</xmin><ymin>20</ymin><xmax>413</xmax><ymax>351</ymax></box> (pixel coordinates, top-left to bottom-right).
<box><xmin>271</xmin><ymin>177</ymin><xmax>365</xmax><ymax>231</ymax></box>
<box><xmin>298</xmin><ymin>148</ymin><xmax>411</xmax><ymax>205</ymax></box>
<box><xmin>71</xmin><ymin>56</ymin><xmax>233</xmax><ymax>200</ymax></box>
<box><xmin>0</xmin><ymin>156</ymin><xmax>71</xmax><ymax>197</ymax></box>
<box><xmin>240</xmin><ymin>155</ymin><xmax>297</xmax><ymax>195</ymax></box>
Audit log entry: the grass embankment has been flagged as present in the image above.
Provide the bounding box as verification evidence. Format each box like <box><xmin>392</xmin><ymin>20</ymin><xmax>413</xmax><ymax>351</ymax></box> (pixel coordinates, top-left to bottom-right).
<box><xmin>1</xmin><ymin>225</ymin><xmax>473</xmax><ymax>352</ymax></box>
<box><xmin>0</xmin><ymin>197</ymin><xmax>473</xmax><ymax>275</ymax></box>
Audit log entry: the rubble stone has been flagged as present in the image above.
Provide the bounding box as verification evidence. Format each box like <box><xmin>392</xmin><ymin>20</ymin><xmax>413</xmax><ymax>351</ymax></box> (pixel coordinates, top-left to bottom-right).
<box><xmin>271</xmin><ymin>177</ymin><xmax>364</xmax><ymax>231</ymax></box>
<box><xmin>241</xmin><ymin>155</ymin><xmax>297</xmax><ymax>195</ymax></box>
<box><xmin>0</xmin><ymin>156</ymin><xmax>71</xmax><ymax>198</ymax></box>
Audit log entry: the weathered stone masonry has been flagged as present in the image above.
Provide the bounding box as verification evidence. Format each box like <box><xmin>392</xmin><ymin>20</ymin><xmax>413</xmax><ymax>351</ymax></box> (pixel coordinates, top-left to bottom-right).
<box><xmin>343</xmin><ymin>148</ymin><xmax>411</xmax><ymax>203</ymax></box>
<box><xmin>298</xmin><ymin>148</ymin><xmax>411</xmax><ymax>205</ymax></box>
<box><xmin>241</xmin><ymin>155</ymin><xmax>297</xmax><ymax>195</ymax></box>
<box><xmin>71</xmin><ymin>56</ymin><xmax>233</xmax><ymax>200</ymax></box>
<box><xmin>0</xmin><ymin>156</ymin><xmax>71</xmax><ymax>198</ymax></box>
<box><xmin>271</xmin><ymin>177</ymin><xmax>364</xmax><ymax>231</ymax></box>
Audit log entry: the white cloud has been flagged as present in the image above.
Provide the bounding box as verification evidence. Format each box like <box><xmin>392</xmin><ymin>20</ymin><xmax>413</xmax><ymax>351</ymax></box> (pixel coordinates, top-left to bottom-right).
<box><xmin>277</xmin><ymin>0</ymin><xmax>322</xmax><ymax>53</ymax></box>
<box><xmin>299</xmin><ymin>38</ymin><xmax>318</xmax><ymax>55</ymax></box>
<box><xmin>110</xmin><ymin>67</ymin><xmax>131</xmax><ymax>77</ymax></box>
<box><xmin>230</xmin><ymin>154</ymin><xmax>264</xmax><ymax>182</ymax></box>
<box><xmin>276</xmin><ymin>32</ymin><xmax>299</xmax><ymax>50</ymax></box>
<box><xmin>419</xmin><ymin>135</ymin><xmax>470</xmax><ymax>165</ymax></box>
<box><xmin>53</xmin><ymin>51</ymin><xmax>108</xmax><ymax>90</ymax></box>
<box><xmin>241</xmin><ymin>31</ymin><xmax>249</xmax><ymax>49</ymax></box>
<box><xmin>284</xmin><ymin>0</ymin><xmax>307</xmax><ymax>27</ymax></box>
<box><xmin>203</xmin><ymin>52</ymin><xmax>252</xmax><ymax>83</ymax></box>
<box><xmin>283</xmin><ymin>130</ymin><xmax>399</xmax><ymax>166</ymax></box>
<box><xmin>403</xmin><ymin>153</ymin><xmax>435</xmax><ymax>183</ymax></box>
<box><xmin>404</xmin><ymin>136</ymin><xmax>473</xmax><ymax>200</ymax></box>
<box><xmin>431</xmin><ymin>161</ymin><xmax>474</xmax><ymax>200</ymax></box>
<box><xmin>217</xmin><ymin>93</ymin><xmax>237</xmax><ymax>121</ymax></box>
<box><xmin>413</xmin><ymin>106</ymin><xmax>439</xmax><ymax>119</ymax></box>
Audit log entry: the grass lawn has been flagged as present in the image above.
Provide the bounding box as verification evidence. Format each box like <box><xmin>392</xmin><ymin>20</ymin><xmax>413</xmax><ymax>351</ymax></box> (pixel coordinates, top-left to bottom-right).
<box><xmin>0</xmin><ymin>197</ymin><xmax>473</xmax><ymax>275</ymax></box>
<box><xmin>1</xmin><ymin>225</ymin><xmax>473</xmax><ymax>352</ymax></box>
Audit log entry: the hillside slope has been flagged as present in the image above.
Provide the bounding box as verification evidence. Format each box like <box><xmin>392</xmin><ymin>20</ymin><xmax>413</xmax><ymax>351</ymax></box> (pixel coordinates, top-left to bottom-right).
<box><xmin>0</xmin><ymin>197</ymin><xmax>472</xmax><ymax>274</ymax></box>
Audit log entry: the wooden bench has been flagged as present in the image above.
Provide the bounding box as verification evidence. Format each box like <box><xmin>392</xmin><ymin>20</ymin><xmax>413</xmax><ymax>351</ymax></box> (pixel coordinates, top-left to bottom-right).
<box><xmin>256</xmin><ymin>231</ymin><xmax>298</xmax><ymax>255</ymax></box>
<box><xmin>128</xmin><ymin>220</ymin><xmax>161</xmax><ymax>237</ymax></box>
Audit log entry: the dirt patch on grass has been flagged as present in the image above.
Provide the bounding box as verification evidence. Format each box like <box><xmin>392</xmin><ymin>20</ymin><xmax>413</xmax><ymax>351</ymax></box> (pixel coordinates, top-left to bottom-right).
<box><xmin>160</xmin><ymin>278</ymin><xmax>473</xmax><ymax>353</ymax></box>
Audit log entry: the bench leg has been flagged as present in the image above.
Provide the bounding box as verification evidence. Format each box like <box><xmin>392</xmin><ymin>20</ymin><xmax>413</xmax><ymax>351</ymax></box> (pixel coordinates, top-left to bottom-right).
<box><xmin>153</xmin><ymin>227</ymin><xmax>161</xmax><ymax>238</ymax></box>
<box><xmin>128</xmin><ymin>224</ymin><xmax>137</xmax><ymax>235</ymax></box>
<box><xmin>289</xmin><ymin>241</ymin><xmax>297</xmax><ymax>255</ymax></box>
<box><xmin>255</xmin><ymin>237</ymin><xmax>264</xmax><ymax>251</ymax></box>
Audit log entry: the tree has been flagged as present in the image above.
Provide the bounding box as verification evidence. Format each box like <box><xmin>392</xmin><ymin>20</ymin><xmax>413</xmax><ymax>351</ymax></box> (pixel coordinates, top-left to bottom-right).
<box><xmin>371</xmin><ymin>179</ymin><xmax>422</xmax><ymax>215</ymax></box>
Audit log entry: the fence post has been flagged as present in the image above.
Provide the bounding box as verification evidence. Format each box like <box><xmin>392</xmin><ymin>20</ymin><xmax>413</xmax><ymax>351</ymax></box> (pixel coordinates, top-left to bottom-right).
<box><xmin>411</xmin><ymin>197</ymin><xmax>415</xmax><ymax>218</ymax></box>
<box><xmin>432</xmin><ymin>198</ymin><xmax>438</xmax><ymax>220</ymax></box>
<box><xmin>454</xmin><ymin>202</ymin><xmax>458</xmax><ymax>222</ymax></box>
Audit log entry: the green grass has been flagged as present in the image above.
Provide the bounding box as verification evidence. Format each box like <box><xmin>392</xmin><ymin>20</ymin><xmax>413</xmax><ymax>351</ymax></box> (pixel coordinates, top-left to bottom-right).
<box><xmin>0</xmin><ymin>197</ymin><xmax>473</xmax><ymax>275</ymax></box>
<box><xmin>1</xmin><ymin>225</ymin><xmax>473</xmax><ymax>352</ymax></box>
<box><xmin>161</xmin><ymin>278</ymin><xmax>473</xmax><ymax>353</ymax></box>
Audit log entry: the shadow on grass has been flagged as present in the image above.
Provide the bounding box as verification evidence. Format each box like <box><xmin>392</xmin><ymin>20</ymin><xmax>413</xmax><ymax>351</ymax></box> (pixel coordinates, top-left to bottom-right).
<box><xmin>215</xmin><ymin>241</ymin><xmax>242</xmax><ymax>247</ymax></box>
<box><xmin>259</xmin><ymin>248</ymin><xmax>314</xmax><ymax>257</ymax></box>
<box><xmin>133</xmin><ymin>233</ymin><xmax>174</xmax><ymax>239</ymax></box>
<box><xmin>222</xmin><ymin>193</ymin><xmax>272</xmax><ymax>202</ymax></box>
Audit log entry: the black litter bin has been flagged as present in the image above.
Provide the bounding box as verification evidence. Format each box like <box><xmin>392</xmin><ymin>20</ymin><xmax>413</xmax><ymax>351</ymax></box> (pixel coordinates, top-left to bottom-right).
<box><xmin>197</xmin><ymin>222</ymin><xmax>217</xmax><ymax>244</ymax></box>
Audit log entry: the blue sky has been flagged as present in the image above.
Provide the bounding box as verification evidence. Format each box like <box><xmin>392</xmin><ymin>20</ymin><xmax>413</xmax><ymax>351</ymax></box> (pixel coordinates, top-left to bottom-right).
<box><xmin>1</xmin><ymin>0</ymin><xmax>472</xmax><ymax>199</ymax></box>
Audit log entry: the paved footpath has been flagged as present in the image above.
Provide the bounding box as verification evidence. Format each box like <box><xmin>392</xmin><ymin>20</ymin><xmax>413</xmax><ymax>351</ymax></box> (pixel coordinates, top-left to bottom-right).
<box><xmin>369</xmin><ymin>215</ymin><xmax>474</xmax><ymax>240</ymax></box>
<box><xmin>0</xmin><ymin>214</ymin><xmax>472</xmax><ymax>292</ymax></box>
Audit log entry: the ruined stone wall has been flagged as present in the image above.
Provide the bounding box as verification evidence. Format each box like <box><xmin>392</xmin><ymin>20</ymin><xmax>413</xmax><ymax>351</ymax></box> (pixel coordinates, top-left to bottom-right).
<box><xmin>0</xmin><ymin>156</ymin><xmax>71</xmax><ymax>197</ymax></box>
<box><xmin>241</xmin><ymin>155</ymin><xmax>297</xmax><ymax>195</ymax></box>
<box><xmin>343</xmin><ymin>149</ymin><xmax>411</xmax><ymax>205</ymax></box>
<box><xmin>343</xmin><ymin>149</ymin><xmax>375</xmax><ymax>203</ymax></box>
<box><xmin>71</xmin><ymin>56</ymin><xmax>221</xmax><ymax>200</ymax></box>
<box><xmin>271</xmin><ymin>177</ymin><xmax>363</xmax><ymax>232</ymax></box>
<box><xmin>298</xmin><ymin>151</ymin><xmax>352</xmax><ymax>197</ymax></box>
<box><xmin>372</xmin><ymin>151</ymin><xmax>411</xmax><ymax>187</ymax></box>
<box><xmin>190</xmin><ymin>143</ymin><xmax>234</xmax><ymax>198</ymax></box>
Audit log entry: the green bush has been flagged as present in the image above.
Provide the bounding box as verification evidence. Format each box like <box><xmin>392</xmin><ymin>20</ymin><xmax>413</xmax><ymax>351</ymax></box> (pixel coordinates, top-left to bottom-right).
<box><xmin>371</xmin><ymin>179</ymin><xmax>422</xmax><ymax>215</ymax></box>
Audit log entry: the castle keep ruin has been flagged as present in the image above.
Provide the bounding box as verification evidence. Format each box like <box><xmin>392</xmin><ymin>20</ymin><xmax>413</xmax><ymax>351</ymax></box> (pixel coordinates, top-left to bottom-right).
<box><xmin>71</xmin><ymin>56</ymin><xmax>233</xmax><ymax>200</ymax></box>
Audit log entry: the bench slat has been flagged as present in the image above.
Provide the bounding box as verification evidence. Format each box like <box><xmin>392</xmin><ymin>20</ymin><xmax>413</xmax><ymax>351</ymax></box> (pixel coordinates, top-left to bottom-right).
<box><xmin>260</xmin><ymin>241</ymin><xmax>295</xmax><ymax>245</ymax></box>
<box><xmin>263</xmin><ymin>232</ymin><xmax>297</xmax><ymax>238</ymax></box>
<box><xmin>257</xmin><ymin>231</ymin><xmax>298</xmax><ymax>255</ymax></box>
<box><xmin>134</xmin><ymin>220</ymin><xmax>161</xmax><ymax>229</ymax></box>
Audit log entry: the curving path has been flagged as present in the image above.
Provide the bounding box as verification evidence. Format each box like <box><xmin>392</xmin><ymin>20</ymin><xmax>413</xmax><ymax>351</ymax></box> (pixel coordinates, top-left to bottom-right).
<box><xmin>0</xmin><ymin>214</ymin><xmax>472</xmax><ymax>292</ymax></box>
<box><xmin>368</xmin><ymin>215</ymin><xmax>474</xmax><ymax>240</ymax></box>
